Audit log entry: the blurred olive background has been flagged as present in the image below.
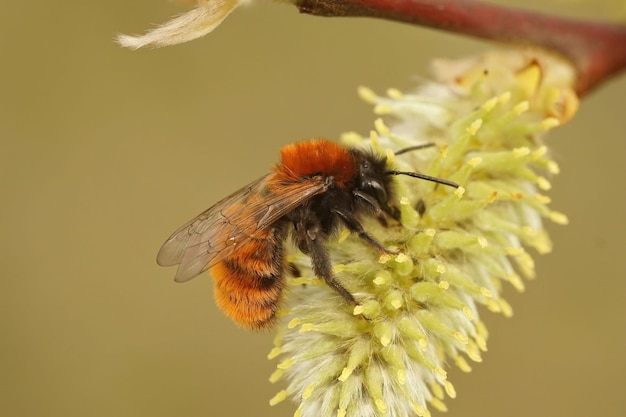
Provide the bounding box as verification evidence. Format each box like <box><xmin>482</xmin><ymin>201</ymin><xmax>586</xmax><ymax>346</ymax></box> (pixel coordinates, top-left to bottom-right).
<box><xmin>1</xmin><ymin>1</ymin><xmax>624</xmax><ymax>416</ymax></box>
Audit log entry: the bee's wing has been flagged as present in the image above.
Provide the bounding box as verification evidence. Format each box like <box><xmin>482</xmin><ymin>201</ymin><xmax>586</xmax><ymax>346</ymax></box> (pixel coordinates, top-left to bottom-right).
<box><xmin>157</xmin><ymin>174</ymin><xmax>330</xmax><ymax>282</ymax></box>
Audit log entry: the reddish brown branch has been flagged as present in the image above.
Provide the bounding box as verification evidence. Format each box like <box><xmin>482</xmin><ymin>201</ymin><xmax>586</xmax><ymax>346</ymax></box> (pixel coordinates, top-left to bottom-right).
<box><xmin>294</xmin><ymin>0</ymin><xmax>626</xmax><ymax>96</ymax></box>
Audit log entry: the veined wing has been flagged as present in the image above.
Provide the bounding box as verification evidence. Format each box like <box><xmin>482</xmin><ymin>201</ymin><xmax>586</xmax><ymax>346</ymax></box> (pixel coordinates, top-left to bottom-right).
<box><xmin>157</xmin><ymin>174</ymin><xmax>331</xmax><ymax>282</ymax></box>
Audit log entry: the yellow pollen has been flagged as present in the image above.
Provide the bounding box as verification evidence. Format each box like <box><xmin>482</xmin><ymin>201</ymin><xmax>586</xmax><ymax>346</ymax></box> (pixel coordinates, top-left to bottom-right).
<box><xmin>444</xmin><ymin>380</ymin><xmax>457</xmax><ymax>398</ymax></box>
<box><xmin>298</xmin><ymin>323</ymin><xmax>315</xmax><ymax>333</ymax></box>
<box><xmin>522</xmin><ymin>226</ymin><xmax>537</xmax><ymax>236</ymax></box>
<box><xmin>352</xmin><ymin>305</ymin><xmax>364</xmax><ymax>315</ymax></box>
<box><xmin>475</xmin><ymin>334</ymin><xmax>488</xmax><ymax>352</ymax></box>
<box><xmin>438</xmin><ymin>280</ymin><xmax>449</xmax><ymax>289</ymax></box>
<box><xmin>454</xmin><ymin>332</ymin><xmax>469</xmax><ymax>344</ymax></box>
<box><xmin>425</xmin><ymin>228</ymin><xmax>437</xmax><ymax>237</ymax></box>
<box><xmin>382</xmin><ymin>147</ymin><xmax>393</xmax><ymax>163</ymax></box>
<box><xmin>513</xmin><ymin>147</ymin><xmax>530</xmax><ymax>157</ymax></box>
<box><xmin>269</xmin><ymin>389</ymin><xmax>288</xmax><ymax>406</ymax></box>
<box><xmin>541</xmin><ymin>117</ymin><xmax>560</xmax><ymax>130</ymax></box>
<box><xmin>506</xmin><ymin>247</ymin><xmax>524</xmax><ymax>256</ymax></box>
<box><xmin>395</xmin><ymin>253</ymin><xmax>409</xmax><ymax>263</ymax></box>
<box><xmin>373</xmin><ymin>275</ymin><xmax>386</xmax><ymax>285</ymax></box>
<box><xmin>537</xmin><ymin>176</ymin><xmax>551</xmax><ymax>190</ymax></box>
<box><xmin>487</xmin><ymin>299</ymin><xmax>501</xmax><ymax>313</ymax></box>
<box><xmin>467</xmin><ymin>343</ymin><xmax>483</xmax><ymax>362</ymax></box>
<box><xmin>467</xmin><ymin>119</ymin><xmax>483</xmax><ymax>135</ymax></box>
<box><xmin>374</xmin><ymin>104</ymin><xmax>393</xmax><ymax>114</ymax></box>
<box><xmin>532</xmin><ymin>145</ymin><xmax>548</xmax><ymax>158</ymax></box>
<box><xmin>436</xmin><ymin>264</ymin><xmax>447</xmax><ymax>274</ymax></box>
<box><xmin>480</xmin><ymin>287</ymin><xmax>493</xmax><ymax>298</ymax></box>
<box><xmin>547</xmin><ymin>160</ymin><xmax>560</xmax><ymax>174</ymax></box>
<box><xmin>534</xmin><ymin>194</ymin><xmax>551</xmax><ymax>204</ymax></box>
<box><xmin>386</xmin><ymin>88</ymin><xmax>404</xmax><ymax>99</ymax></box>
<box><xmin>477</xmin><ymin>236</ymin><xmax>489</xmax><ymax>248</ymax></box>
<box><xmin>499</xmin><ymin>91</ymin><xmax>512</xmax><ymax>103</ymax></box>
<box><xmin>267</xmin><ymin>347</ymin><xmax>282</xmax><ymax>359</ymax></box>
<box><xmin>413</xmin><ymin>403</ymin><xmax>431</xmax><ymax>417</ymax></box>
<box><xmin>455</xmin><ymin>186</ymin><xmax>466</xmax><ymax>197</ymax></box>
<box><xmin>357</xmin><ymin>86</ymin><xmax>377</xmax><ymax>103</ymax></box>
<box><xmin>378</xmin><ymin>254</ymin><xmax>392</xmax><ymax>264</ymax></box>
<box><xmin>287</xmin><ymin>318</ymin><xmax>301</xmax><ymax>329</ymax></box>
<box><xmin>468</xmin><ymin>157</ymin><xmax>482</xmax><ymax>166</ymax></box>
<box><xmin>476</xmin><ymin>320</ymin><xmax>489</xmax><ymax>339</ymax></box>
<box><xmin>338</xmin><ymin>367</ymin><xmax>353</xmax><ymax>382</ymax></box>
<box><xmin>430</xmin><ymin>397</ymin><xmax>448</xmax><ymax>412</ymax></box>
<box><xmin>550</xmin><ymin>211</ymin><xmax>569</xmax><ymax>225</ymax></box>
<box><xmin>337</xmin><ymin>229</ymin><xmax>350</xmax><ymax>243</ymax></box>
<box><xmin>462</xmin><ymin>306</ymin><xmax>475</xmax><ymax>321</ymax></box>
<box><xmin>514</xmin><ymin>101</ymin><xmax>529</xmax><ymax>114</ymax></box>
<box><xmin>374</xmin><ymin>118</ymin><xmax>390</xmax><ymax>136</ymax></box>
<box><xmin>337</xmin><ymin>409</ymin><xmax>347</xmax><ymax>417</ymax></box>
<box><xmin>455</xmin><ymin>355</ymin><xmax>472</xmax><ymax>372</ymax></box>
<box><xmin>375</xmin><ymin>399</ymin><xmax>388</xmax><ymax>413</ymax></box>
<box><xmin>277</xmin><ymin>358</ymin><xmax>295</xmax><ymax>370</ymax></box>
<box><xmin>288</xmin><ymin>277</ymin><xmax>308</xmax><ymax>286</ymax></box>
<box><xmin>518</xmin><ymin>62</ymin><xmax>541</xmax><ymax>93</ymax></box>
<box><xmin>418</xmin><ymin>338</ymin><xmax>428</xmax><ymax>349</ymax></box>
<box><xmin>397</xmin><ymin>369</ymin><xmax>406</xmax><ymax>385</ymax></box>
<box><xmin>400</xmin><ymin>196</ymin><xmax>410</xmax><ymax>205</ymax></box>
<box><xmin>508</xmin><ymin>273</ymin><xmax>525</xmax><ymax>292</ymax></box>
<box><xmin>302</xmin><ymin>384</ymin><xmax>315</xmax><ymax>399</ymax></box>
<box><xmin>432</xmin><ymin>383</ymin><xmax>444</xmax><ymax>399</ymax></box>
<box><xmin>340</xmin><ymin>131</ymin><xmax>363</xmax><ymax>145</ymax></box>
<box><xmin>268</xmin><ymin>368</ymin><xmax>284</xmax><ymax>383</ymax></box>
<box><xmin>435</xmin><ymin>367</ymin><xmax>447</xmax><ymax>379</ymax></box>
<box><xmin>481</xmin><ymin>97</ymin><xmax>498</xmax><ymax>111</ymax></box>
<box><xmin>499</xmin><ymin>299</ymin><xmax>514</xmax><ymax>317</ymax></box>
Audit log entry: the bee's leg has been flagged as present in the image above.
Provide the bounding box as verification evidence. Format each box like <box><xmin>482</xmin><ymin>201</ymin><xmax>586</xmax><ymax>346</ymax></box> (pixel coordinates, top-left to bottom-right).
<box><xmin>332</xmin><ymin>209</ymin><xmax>397</xmax><ymax>255</ymax></box>
<box><xmin>308</xmin><ymin>234</ymin><xmax>357</xmax><ymax>304</ymax></box>
<box><xmin>352</xmin><ymin>190</ymin><xmax>388</xmax><ymax>226</ymax></box>
<box><xmin>293</xmin><ymin>221</ymin><xmax>356</xmax><ymax>304</ymax></box>
<box><xmin>352</xmin><ymin>190</ymin><xmax>403</xmax><ymax>225</ymax></box>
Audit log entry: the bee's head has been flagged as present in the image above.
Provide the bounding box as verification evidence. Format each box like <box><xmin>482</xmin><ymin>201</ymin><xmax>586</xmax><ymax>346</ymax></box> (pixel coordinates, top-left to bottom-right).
<box><xmin>351</xmin><ymin>146</ymin><xmax>460</xmax><ymax>212</ymax></box>
<box><xmin>352</xmin><ymin>150</ymin><xmax>393</xmax><ymax>205</ymax></box>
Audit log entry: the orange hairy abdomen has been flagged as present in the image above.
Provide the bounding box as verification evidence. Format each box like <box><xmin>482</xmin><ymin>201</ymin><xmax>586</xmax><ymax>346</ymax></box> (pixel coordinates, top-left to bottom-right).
<box><xmin>209</xmin><ymin>235</ymin><xmax>285</xmax><ymax>329</ymax></box>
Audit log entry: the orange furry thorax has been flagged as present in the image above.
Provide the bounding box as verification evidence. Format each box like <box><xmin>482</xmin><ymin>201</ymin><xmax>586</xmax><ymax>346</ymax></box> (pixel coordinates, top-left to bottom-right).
<box><xmin>273</xmin><ymin>139</ymin><xmax>357</xmax><ymax>188</ymax></box>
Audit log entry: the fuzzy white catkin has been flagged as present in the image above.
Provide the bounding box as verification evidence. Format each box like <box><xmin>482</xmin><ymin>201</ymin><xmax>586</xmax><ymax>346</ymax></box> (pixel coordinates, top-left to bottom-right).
<box><xmin>269</xmin><ymin>49</ymin><xmax>577</xmax><ymax>417</ymax></box>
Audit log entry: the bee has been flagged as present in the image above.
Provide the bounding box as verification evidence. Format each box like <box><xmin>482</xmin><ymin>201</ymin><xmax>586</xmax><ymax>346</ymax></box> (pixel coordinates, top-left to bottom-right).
<box><xmin>157</xmin><ymin>139</ymin><xmax>458</xmax><ymax>329</ymax></box>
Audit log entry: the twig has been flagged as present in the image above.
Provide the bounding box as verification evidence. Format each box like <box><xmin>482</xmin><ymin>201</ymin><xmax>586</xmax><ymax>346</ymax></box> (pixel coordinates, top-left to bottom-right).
<box><xmin>293</xmin><ymin>0</ymin><xmax>626</xmax><ymax>96</ymax></box>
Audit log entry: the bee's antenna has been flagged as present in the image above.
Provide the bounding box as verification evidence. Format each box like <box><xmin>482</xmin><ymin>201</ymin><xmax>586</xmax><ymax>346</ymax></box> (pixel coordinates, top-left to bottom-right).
<box><xmin>394</xmin><ymin>143</ymin><xmax>435</xmax><ymax>155</ymax></box>
<box><xmin>386</xmin><ymin>170</ymin><xmax>460</xmax><ymax>189</ymax></box>
<box><xmin>391</xmin><ymin>143</ymin><xmax>459</xmax><ymax>188</ymax></box>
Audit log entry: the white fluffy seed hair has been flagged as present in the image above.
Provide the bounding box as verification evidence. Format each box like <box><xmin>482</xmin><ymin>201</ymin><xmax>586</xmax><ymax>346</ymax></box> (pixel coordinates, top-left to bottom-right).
<box><xmin>116</xmin><ymin>0</ymin><xmax>246</xmax><ymax>49</ymax></box>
